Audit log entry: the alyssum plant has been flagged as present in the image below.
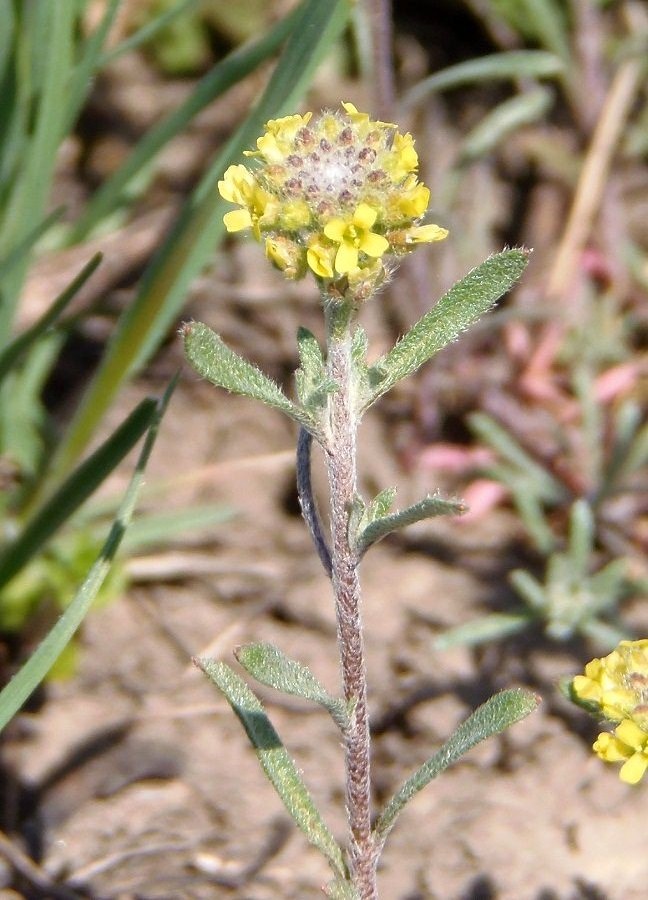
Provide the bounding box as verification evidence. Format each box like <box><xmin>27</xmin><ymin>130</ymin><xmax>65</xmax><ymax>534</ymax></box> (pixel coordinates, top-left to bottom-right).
<box><xmin>183</xmin><ymin>103</ymin><xmax>539</xmax><ymax>899</ymax></box>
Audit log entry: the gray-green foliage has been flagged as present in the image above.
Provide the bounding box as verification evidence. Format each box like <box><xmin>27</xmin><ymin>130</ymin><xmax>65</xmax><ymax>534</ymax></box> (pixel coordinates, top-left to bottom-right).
<box><xmin>373</xmin><ymin>688</ymin><xmax>539</xmax><ymax>845</ymax></box>
<box><xmin>187</xmin><ymin>237</ymin><xmax>535</xmax><ymax>885</ymax></box>
<box><xmin>183</xmin><ymin>321</ymin><xmax>320</xmax><ymax>435</ymax></box>
<box><xmin>235</xmin><ymin>642</ymin><xmax>351</xmax><ymax>731</ymax></box>
<box><xmin>197</xmin><ymin>657</ymin><xmax>349</xmax><ymax>884</ymax></box>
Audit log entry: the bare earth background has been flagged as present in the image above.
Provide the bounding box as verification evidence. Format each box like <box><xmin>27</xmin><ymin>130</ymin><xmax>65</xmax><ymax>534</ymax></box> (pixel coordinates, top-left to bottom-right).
<box><xmin>2</xmin><ymin>2</ymin><xmax>648</xmax><ymax>898</ymax></box>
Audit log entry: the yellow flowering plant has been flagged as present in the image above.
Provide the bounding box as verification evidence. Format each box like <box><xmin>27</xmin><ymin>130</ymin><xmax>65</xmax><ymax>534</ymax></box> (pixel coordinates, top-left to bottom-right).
<box><xmin>183</xmin><ymin>104</ymin><xmax>537</xmax><ymax>899</ymax></box>
<box><xmin>570</xmin><ymin>640</ymin><xmax>648</xmax><ymax>785</ymax></box>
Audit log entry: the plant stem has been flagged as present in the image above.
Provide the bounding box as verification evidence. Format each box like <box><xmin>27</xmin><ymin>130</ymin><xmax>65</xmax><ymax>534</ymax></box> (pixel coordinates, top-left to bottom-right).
<box><xmin>324</xmin><ymin>302</ymin><xmax>377</xmax><ymax>898</ymax></box>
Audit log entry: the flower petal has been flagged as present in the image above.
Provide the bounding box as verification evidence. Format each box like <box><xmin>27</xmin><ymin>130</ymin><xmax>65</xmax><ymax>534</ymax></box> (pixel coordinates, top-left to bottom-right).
<box><xmin>619</xmin><ymin>752</ymin><xmax>648</xmax><ymax>784</ymax></box>
<box><xmin>406</xmin><ymin>224</ymin><xmax>449</xmax><ymax>244</ymax></box>
<box><xmin>334</xmin><ymin>241</ymin><xmax>359</xmax><ymax>274</ymax></box>
<box><xmin>353</xmin><ymin>203</ymin><xmax>378</xmax><ymax>229</ymax></box>
<box><xmin>359</xmin><ymin>232</ymin><xmax>389</xmax><ymax>258</ymax></box>
<box><xmin>323</xmin><ymin>218</ymin><xmax>348</xmax><ymax>242</ymax></box>
<box><xmin>223</xmin><ymin>209</ymin><xmax>252</xmax><ymax>232</ymax></box>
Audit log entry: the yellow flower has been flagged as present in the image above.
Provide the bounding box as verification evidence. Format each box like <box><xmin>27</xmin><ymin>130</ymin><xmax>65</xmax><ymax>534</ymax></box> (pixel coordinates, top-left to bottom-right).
<box><xmin>572</xmin><ymin>640</ymin><xmax>648</xmax><ymax>724</ymax></box>
<box><xmin>219</xmin><ymin>164</ymin><xmax>277</xmax><ymax>237</ymax></box>
<box><xmin>253</xmin><ymin>113</ymin><xmax>313</xmax><ymax>163</ymax></box>
<box><xmin>217</xmin><ymin>103</ymin><xmax>448</xmax><ymax>295</ymax></box>
<box><xmin>306</xmin><ymin>239</ymin><xmax>335</xmax><ymax>279</ymax></box>
<box><xmin>323</xmin><ymin>204</ymin><xmax>390</xmax><ymax>275</ymax></box>
<box><xmin>593</xmin><ymin>720</ymin><xmax>648</xmax><ymax>784</ymax></box>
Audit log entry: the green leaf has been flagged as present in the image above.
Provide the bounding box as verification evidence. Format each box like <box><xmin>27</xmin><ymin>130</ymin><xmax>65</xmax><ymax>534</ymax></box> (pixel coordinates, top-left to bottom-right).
<box><xmin>509</xmin><ymin>569</ymin><xmax>546</xmax><ymax>611</ymax></box>
<box><xmin>197</xmin><ymin>658</ymin><xmax>348</xmax><ymax>880</ymax></box>
<box><xmin>0</xmin><ymin>379</ymin><xmax>175</xmax><ymax>732</ymax></box>
<box><xmin>183</xmin><ymin>321</ymin><xmax>319</xmax><ymax>435</ymax></box>
<box><xmin>567</xmin><ymin>500</ymin><xmax>594</xmax><ymax>577</ymax></box>
<box><xmin>367</xmin><ymin>487</ymin><xmax>397</xmax><ymax>521</ymax></box>
<box><xmin>373</xmin><ymin>688</ymin><xmax>539</xmax><ymax>845</ymax></box>
<box><xmin>326</xmin><ymin>879</ymin><xmax>359</xmax><ymax>899</ymax></box>
<box><xmin>403</xmin><ymin>50</ymin><xmax>564</xmax><ymax>107</ymax></box>
<box><xmin>98</xmin><ymin>0</ymin><xmax>199</xmax><ymax>66</ymax></box>
<box><xmin>0</xmin><ymin>4</ymin><xmax>77</xmax><ymax>332</ymax></box>
<box><xmin>0</xmin><ymin>253</ymin><xmax>102</xmax><ymax>385</ymax></box>
<box><xmin>459</xmin><ymin>88</ymin><xmax>553</xmax><ymax>163</ymax></box>
<box><xmin>434</xmin><ymin>612</ymin><xmax>531</xmax><ymax>650</ymax></box>
<box><xmin>235</xmin><ymin>642</ymin><xmax>350</xmax><ymax>731</ymax></box>
<box><xmin>356</xmin><ymin>493</ymin><xmax>465</xmax><ymax>556</ymax></box>
<box><xmin>118</xmin><ymin>503</ymin><xmax>235</xmax><ymax>552</ymax></box>
<box><xmin>0</xmin><ymin>398</ymin><xmax>158</xmax><ymax>591</ymax></box>
<box><xmin>365</xmin><ymin>249</ymin><xmax>530</xmax><ymax>407</ymax></box>
<box><xmin>295</xmin><ymin>326</ymin><xmax>336</xmax><ymax>413</ymax></box>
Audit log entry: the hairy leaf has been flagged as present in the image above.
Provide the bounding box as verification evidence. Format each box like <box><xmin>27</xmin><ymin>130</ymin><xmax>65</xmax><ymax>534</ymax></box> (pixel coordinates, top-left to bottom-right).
<box><xmin>197</xmin><ymin>658</ymin><xmax>348</xmax><ymax>879</ymax></box>
<box><xmin>236</xmin><ymin>643</ymin><xmax>349</xmax><ymax>730</ymax></box>
<box><xmin>365</xmin><ymin>250</ymin><xmax>530</xmax><ymax>407</ymax></box>
<box><xmin>373</xmin><ymin>688</ymin><xmax>539</xmax><ymax>844</ymax></box>
<box><xmin>183</xmin><ymin>321</ymin><xmax>319</xmax><ymax>435</ymax></box>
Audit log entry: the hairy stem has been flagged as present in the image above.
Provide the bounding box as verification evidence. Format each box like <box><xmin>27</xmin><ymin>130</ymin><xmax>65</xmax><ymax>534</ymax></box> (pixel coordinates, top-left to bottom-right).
<box><xmin>324</xmin><ymin>303</ymin><xmax>377</xmax><ymax>898</ymax></box>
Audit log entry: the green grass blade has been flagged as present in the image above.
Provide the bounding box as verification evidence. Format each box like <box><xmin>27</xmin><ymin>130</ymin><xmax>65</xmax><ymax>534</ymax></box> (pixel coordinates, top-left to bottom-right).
<box><xmin>65</xmin><ymin>0</ymin><xmax>122</xmax><ymax>130</ymax></box>
<box><xmin>403</xmin><ymin>50</ymin><xmax>564</xmax><ymax>107</ymax></box>
<box><xmin>0</xmin><ymin>4</ymin><xmax>77</xmax><ymax>332</ymax></box>
<box><xmin>0</xmin><ymin>398</ymin><xmax>158</xmax><ymax>591</ymax></box>
<box><xmin>43</xmin><ymin>0</ymin><xmax>352</xmax><ymax>490</ymax></box>
<box><xmin>197</xmin><ymin>658</ymin><xmax>348</xmax><ymax>880</ymax></box>
<box><xmin>71</xmin><ymin>2</ymin><xmax>302</xmax><ymax>241</ymax></box>
<box><xmin>0</xmin><ymin>253</ymin><xmax>102</xmax><ymax>384</ymax></box>
<box><xmin>0</xmin><ymin>380</ymin><xmax>174</xmax><ymax>733</ymax></box>
<box><xmin>459</xmin><ymin>88</ymin><xmax>552</xmax><ymax>162</ymax></box>
<box><xmin>118</xmin><ymin>503</ymin><xmax>234</xmax><ymax>551</ymax></box>
<box><xmin>99</xmin><ymin>0</ymin><xmax>200</xmax><ymax>66</ymax></box>
<box><xmin>0</xmin><ymin>207</ymin><xmax>64</xmax><ymax>282</ymax></box>
<box><xmin>373</xmin><ymin>688</ymin><xmax>539</xmax><ymax>845</ymax></box>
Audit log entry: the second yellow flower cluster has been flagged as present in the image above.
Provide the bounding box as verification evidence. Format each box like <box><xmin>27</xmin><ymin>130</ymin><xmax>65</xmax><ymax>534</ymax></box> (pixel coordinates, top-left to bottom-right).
<box><xmin>572</xmin><ymin>640</ymin><xmax>648</xmax><ymax>784</ymax></box>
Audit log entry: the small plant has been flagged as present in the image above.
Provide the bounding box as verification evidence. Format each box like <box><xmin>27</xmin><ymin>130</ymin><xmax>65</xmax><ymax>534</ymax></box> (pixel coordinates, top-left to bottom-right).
<box><xmin>434</xmin><ymin>321</ymin><xmax>647</xmax><ymax>652</ymax></box>
<box><xmin>568</xmin><ymin>639</ymin><xmax>648</xmax><ymax>784</ymax></box>
<box><xmin>184</xmin><ymin>103</ymin><xmax>538</xmax><ymax>899</ymax></box>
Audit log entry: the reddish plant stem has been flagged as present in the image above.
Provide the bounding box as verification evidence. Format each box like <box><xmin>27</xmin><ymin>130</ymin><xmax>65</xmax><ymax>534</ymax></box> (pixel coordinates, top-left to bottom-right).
<box><xmin>324</xmin><ymin>311</ymin><xmax>377</xmax><ymax>899</ymax></box>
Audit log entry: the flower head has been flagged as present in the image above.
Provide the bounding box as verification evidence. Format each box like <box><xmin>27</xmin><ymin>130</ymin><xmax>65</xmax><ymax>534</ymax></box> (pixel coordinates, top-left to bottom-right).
<box><xmin>572</xmin><ymin>639</ymin><xmax>648</xmax><ymax>725</ymax></box>
<box><xmin>218</xmin><ymin>103</ymin><xmax>448</xmax><ymax>299</ymax></box>
<box><xmin>572</xmin><ymin>640</ymin><xmax>648</xmax><ymax>783</ymax></box>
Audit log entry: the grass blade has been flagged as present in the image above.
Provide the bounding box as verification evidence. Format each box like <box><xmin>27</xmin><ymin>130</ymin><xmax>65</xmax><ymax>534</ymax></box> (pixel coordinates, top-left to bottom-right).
<box><xmin>403</xmin><ymin>50</ymin><xmax>564</xmax><ymax>107</ymax></box>
<box><xmin>0</xmin><ymin>398</ymin><xmax>158</xmax><ymax>591</ymax></box>
<box><xmin>42</xmin><ymin>0</ymin><xmax>352</xmax><ymax>492</ymax></box>
<box><xmin>0</xmin><ymin>380</ymin><xmax>174</xmax><ymax>732</ymax></box>
<box><xmin>0</xmin><ymin>253</ymin><xmax>102</xmax><ymax>384</ymax></box>
<box><xmin>70</xmin><ymin>2</ymin><xmax>302</xmax><ymax>241</ymax></box>
<box><xmin>0</xmin><ymin>4</ymin><xmax>77</xmax><ymax>331</ymax></box>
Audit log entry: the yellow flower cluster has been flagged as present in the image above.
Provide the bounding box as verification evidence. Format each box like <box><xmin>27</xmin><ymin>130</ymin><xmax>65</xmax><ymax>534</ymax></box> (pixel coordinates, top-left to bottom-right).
<box><xmin>572</xmin><ymin>640</ymin><xmax>648</xmax><ymax>784</ymax></box>
<box><xmin>218</xmin><ymin>103</ymin><xmax>447</xmax><ymax>297</ymax></box>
